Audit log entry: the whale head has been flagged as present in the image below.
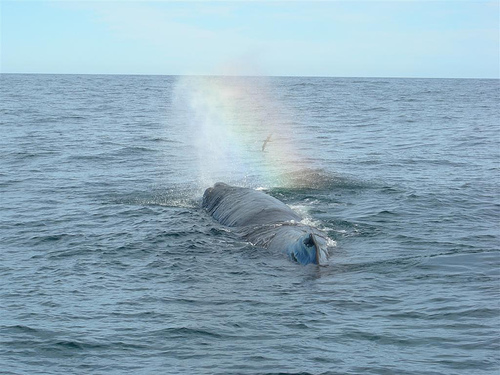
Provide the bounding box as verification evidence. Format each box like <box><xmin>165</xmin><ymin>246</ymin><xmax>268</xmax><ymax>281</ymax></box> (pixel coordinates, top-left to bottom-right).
<box><xmin>286</xmin><ymin>233</ymin><xmax>329</xmax><ymax>266</ymax></box>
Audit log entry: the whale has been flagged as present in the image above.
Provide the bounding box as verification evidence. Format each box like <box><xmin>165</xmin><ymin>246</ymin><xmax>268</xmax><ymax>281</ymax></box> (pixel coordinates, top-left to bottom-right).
<box><xmin>202</xmin><ymin>182</ymin><xmax>329</xmax><ymax>265</ymax></box>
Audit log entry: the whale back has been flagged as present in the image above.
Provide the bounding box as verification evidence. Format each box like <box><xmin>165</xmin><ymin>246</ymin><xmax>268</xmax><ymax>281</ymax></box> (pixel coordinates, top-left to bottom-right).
<box><xmin>203</xmin><ymin>183</ymin><xmax>330</xmax><ymax>266</ymax></box>
<box><xmin>202</xmin><ymin>183</ymin><xmax>301</xmax><ymax>227</ymax></box>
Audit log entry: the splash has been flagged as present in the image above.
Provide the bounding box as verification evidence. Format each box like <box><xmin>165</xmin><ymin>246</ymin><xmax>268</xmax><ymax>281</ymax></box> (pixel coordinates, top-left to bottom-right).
<box><xmin>172</xmin><ymin>76</ymin><xmax>308</xmax><ymax>189</ymax></box>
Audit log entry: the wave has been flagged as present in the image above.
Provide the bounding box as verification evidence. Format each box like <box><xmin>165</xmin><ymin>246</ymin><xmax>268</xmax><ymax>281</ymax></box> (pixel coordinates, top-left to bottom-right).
<box><xmin>272</xmin><ymin>168</ymin><xmax>374</xmax><ymax>191</ymax></box>
<box><xmin>111</xmin><ymin>188</ymin><xmax>200</xmax><ymax>209</ymax></box>
<box><xmin>1</xmin><ymin>325</ymin><xmax>149</xmax><ymax>353</ymax></box>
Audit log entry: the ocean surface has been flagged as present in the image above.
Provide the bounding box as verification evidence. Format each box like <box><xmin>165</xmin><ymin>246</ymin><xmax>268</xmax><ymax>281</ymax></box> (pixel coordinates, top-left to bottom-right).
<box><xmin>0</xmin><ymin>74</ymin><xmax>499</xmax><ymax>375</ymax></box>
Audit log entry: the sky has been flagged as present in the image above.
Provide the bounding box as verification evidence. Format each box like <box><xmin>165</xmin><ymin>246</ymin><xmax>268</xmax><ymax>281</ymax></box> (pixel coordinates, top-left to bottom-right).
<box><xmin>1</xmin><ymin>0</ymin><xmax>499</xmax><ymax>78</ymax></box>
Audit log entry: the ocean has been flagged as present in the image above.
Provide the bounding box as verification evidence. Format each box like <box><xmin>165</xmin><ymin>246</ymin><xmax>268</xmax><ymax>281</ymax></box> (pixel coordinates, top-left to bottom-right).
<box><xmin>0</xmin><ymin>74</ymin><xmax>499</xmax><ymax>374</ymax></box>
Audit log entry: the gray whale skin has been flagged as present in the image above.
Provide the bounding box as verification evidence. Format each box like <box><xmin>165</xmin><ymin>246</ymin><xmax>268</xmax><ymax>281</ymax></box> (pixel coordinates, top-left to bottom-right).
<box><xmin>202</xmin><ymin>183</ymin><xmax>329</xmax><ymax>265</ymax></box>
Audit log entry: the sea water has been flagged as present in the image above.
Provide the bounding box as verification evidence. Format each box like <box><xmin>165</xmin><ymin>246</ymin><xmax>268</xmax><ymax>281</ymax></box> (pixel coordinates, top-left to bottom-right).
<box><xmin>0</xmin><ymin>74</ymin><xmax>499</xmax><ymax>374</ymax></box>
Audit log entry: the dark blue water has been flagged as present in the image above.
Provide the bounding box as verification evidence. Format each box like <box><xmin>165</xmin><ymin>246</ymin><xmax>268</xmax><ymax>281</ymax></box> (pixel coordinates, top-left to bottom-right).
<box><xmin>1</xmin><ymin>74</ymin><xmax>499</xmax><ymax>374</ymax></box>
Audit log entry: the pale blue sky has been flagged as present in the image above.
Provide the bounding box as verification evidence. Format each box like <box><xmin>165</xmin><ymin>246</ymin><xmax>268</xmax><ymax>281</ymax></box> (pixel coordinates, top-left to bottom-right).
<box><xmin>1</xmin><ymin>1</ymin><xmax>499</xmax><ymax>78</ymax></box>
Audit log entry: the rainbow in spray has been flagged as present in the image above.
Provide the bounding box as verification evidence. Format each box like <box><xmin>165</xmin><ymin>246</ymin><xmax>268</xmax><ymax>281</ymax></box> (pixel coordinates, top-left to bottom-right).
<box><xmin>173</xmin><ymin>76</ymin><xmax>309</xmax><ymax>188</ymax></box>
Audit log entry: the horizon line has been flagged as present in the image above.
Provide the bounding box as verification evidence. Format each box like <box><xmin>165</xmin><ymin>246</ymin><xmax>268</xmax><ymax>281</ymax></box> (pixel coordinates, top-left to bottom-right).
<box><xmin>1</xmin><ymin>72</ymin><xmax>498</xmax><ymax>80</ymax></box>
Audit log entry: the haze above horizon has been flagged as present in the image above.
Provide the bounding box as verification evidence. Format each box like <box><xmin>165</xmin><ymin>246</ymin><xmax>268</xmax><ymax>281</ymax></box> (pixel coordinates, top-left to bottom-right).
<box><xmin>1</xmin><ymin>1</ymin><xmax>499</xmax><ymax>79</ymax></box>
